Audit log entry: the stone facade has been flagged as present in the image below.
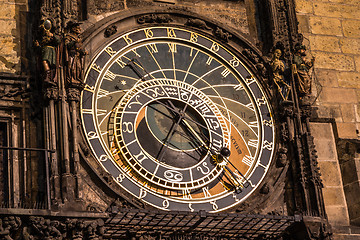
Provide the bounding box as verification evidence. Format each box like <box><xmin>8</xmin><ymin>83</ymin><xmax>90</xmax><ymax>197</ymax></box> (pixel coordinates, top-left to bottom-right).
<box><xmin>0</xmin><ymin>0</ymin><xmax>359</xmax><ymax>239</ymax></box>
<box><xmin>296</xmin><ymin>0</ymin><xmax>360</xmax><ymax>239</ymax></box>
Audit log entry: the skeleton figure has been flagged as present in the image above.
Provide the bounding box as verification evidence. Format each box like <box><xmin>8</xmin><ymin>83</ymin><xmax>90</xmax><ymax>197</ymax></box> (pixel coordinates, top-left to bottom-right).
<box><xmin>271</xmin><ymin>49</ymin><xmax>290</xmax><ymax>100</ymax></box>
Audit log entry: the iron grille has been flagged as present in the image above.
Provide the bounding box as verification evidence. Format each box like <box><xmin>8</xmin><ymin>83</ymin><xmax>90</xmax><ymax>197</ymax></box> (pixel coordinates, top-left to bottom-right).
<box><xmin>104</xmin><ymin>208</ymin><xmax>298</xmax><ymax>239</ymax></box>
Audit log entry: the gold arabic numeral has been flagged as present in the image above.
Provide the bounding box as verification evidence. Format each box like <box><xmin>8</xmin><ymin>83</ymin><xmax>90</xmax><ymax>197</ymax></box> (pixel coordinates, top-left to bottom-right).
<box><xmin>229</xmin><ymin>57</ymin><xmax>240</xmax><ymax>67</ymax></box>
<box><xmin>206</xmin><ymin>56</ymin><xmax>213</xmax><ymax>66</ymax></box>
<box><xmin>162</xmin><ymin>199</ymin><xmax>170</xmax><ymax>209</ymax></box>
<box><xmin>242</xmin><ymin>155</ymin><xmax>254</xmax><ymax>167</ymax></box>
<box><xmin>99</xmin><ymin>155</ymin><xmax>109</xmax><ymax>162</ymax></box>
<box><xmin>167</xmin><ymin>28</ymin><xmax>176</xmax><ymax>38</ymax></box>
<box><xmin>116</xmin><ymin>173</ymin><xmax>125</xmax><ymax>183</ymax></box>
<box><xmin>123</xmin><ymin>34</ymin><xmax>133</xmax><ymax>45</ymax></box>
<box><xmin>247</xmin><ymin>139</ymin><xmax>258</xmax><ymax>148</ymax></box>
<box><xmin>189</xmin><ymin>32</ymin><xmax>198</xmax><ymax>43</ymax></box>
<box><xmin>104</xmin><ymin>46</ymin><xmax>117</xmax><ymax>56</ymax></box>
<box><xmin>221</xmin><ymin>68</ymin><xmax>231</xmax><ymax>78</ymax></box>
<box><xmin>144</xmin><ymin>28</ymin><xmax>154</xmax><ymax>38</ymax></box>
<box><xmin>189</xmin><ymin>203</ymin><xmax>195</xmax><ymax>212</ymax></box>
<box><xmin>103</xmin><ymin>70</ymin><xmax>116</xmax><ymax>81</ymax></box>
<box><xmin>210</xmin><ymin>201</ymin><xmax>219</xmax><ymax>211</ymax></box>
<box><xmin>202</xmin><ymin>186</ymin><xmax>212</xmax><ymax>198</ymax></box>
<box><xmin>91</xmin><ymin>63</ymin><xmax>102</xmax><ymax>73</ymax></box>
<box><xmin>168</xmin><ymin>43</ymin><xmax>177</xmax><ymax>53</ymax></box>
<box><xmin>182</xmin><ymin>189</ymin><xmax>192</xmax><ymax>199</ymax></box>
<box><xmin>84</xmin><ymin>84</ymin><xmax>95</xmax><ymax>93</ymax></box>
<box><xmin>263</xmin><ymin>140</ymin><xmax>273</xmax><ymax>151</ymax></box>
<box><xmin>97</xmin><ymin>89</ymin><xmax>110</xmax><ymax>99</ymax></box>
<box><xmin>210</xmin><ymin>41</ymin><xmax>220</xmax><ymax>53</ymax></box>
<box><xmin>139</xmin><ymin>188</ymin><xmax>147</xmax><ymax>199</ymax></box>
<box><xmin>87</xmin><ymin>131</ymin><xmax>98</xmax><ymax>140</ymax></box>
<box><xmin>148</xmin><ymin>43</ymin><xmax>158</xmax><ymax>53</ymax></box>
<box><xmin>116</xmin><ymin>57</ymin><xmax>126</xmax><ymax>68</ymax></box>
<box><xmin>263</xmin><ymin>119</ymin><xmax>273</xmax><ymax>127</ymax></box>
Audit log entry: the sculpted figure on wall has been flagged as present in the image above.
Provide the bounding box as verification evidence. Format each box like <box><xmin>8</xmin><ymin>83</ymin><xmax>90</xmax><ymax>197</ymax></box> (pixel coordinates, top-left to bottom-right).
<box><xmin>65</xmin><ymin>21</ymin><xmax>87</xmax><ymax>89</ymax></box>
<box><xmin>270</xmin><ymin>48</ymin><xmax>290</xmax><ymax>101</ymax></box>
<box><xmin>292</xmin><ymin>44</ymin><xmax>315</xmax><ymax>97</ymax></box>
<box><xmin>34</xmin><ymin>19</ymin><xmax>60</xmax><ymax>87</ymax></box>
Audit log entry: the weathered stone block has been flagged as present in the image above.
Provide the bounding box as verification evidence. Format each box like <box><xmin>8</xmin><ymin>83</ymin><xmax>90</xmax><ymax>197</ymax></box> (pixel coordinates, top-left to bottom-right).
<box><xmin>0</xmin><ymin>19</ymin><xmax>16</xmax><ymax>35</ymax></box>
<box><xmin>337</xmin><ymin>72</ymin><xmax>360</xmax><ymax>89</ymax></box>
<box><xmin>297</xmin><ymin>14</ymin><xmax>310</xmax><ymax>34</ymax></box>
<box><xmin>322</xmin><ymin>187</ymin><xmax>348</xmax><ymax>206</ymax></box>
<box><xmin>310</xmin><ymin>122</ymin><xmax>335</xmax><ymax>139</ymax></box>
<box><xmin>340</xmin><ymin>104</ymin><xmax>356</xmax><ymax>123</ymax></box>
<box><xmin>315</xmin><ymin>69</ymin><xmax>339</xmax><ymax>87</ymax></box>
<box><xmin>309</xmin><ymin>16</ymin><xmax>342</xmax><ymax>36</ymax></box>
<box><xmin>327</xmin><ymin>0</ymin><xmax>360</xmax><ymax>6</ymax></box>
<box><xmin>312</xmin><ymin>52</ymin><xmax>355</xmax><ymax>71</ymax></box>
<box><xmin>336</xmin><ymin>122</ymin><xmax>358</xmax><ymax>139</ymax></box>
<box><xmin>343</xmin><ymin>20</ymin><xmax>360</xmax><ymax>38</ymax></box>
<box><xmin>326</xmin><ymin>205</ymin><xmax>350</xmax><ymax>226</ymax></box>
<box><xmin>295</xmin><ymin>0</ymin><xmax>314</xmax><ymax>14</ymax></box>
<box><xmin>340</xmin><ymin>159</ymin><xmax>360</xmax><ymax>186</ymax></box>
<box><xmin>318</xmin><ymin>161</ymin><xmax>343</xmax><ymax>187</ymax></box>
<box><xmin>309</xmin><ymin>35</ymin><xmax>341</xmax><ymax>53</ymax></box>
<box><xmin>355</xmin><ymin>56</ymin><xmax>360</xmax><ymax>72</ymax></box>
<box><xmin>340</xmin><ymin>38</ymin><xmax>360</xmax><ymax>54</ymax></box>
<box><xmin>0</xmin><ymin>35</ymin><xmax>17</xmax><ymax>56</ymax></box>
<box><xmin>314</xmin><ymin>2</ymin><xmax>360</xmax><ymax>20</ymax></box>
<box><xmin>0</xmin><ymin>2</ymin><xmax>16</xmax><ymax>20</ymax></box>
<box><xmin>320</xmin><ymin>88</ymin><xmax>357</xmax><ymax>104</ymax></box>
<box><xmin>314</xmin><ymin>104</ymin><xmax>342</xmax><ymax>122</ymax></box>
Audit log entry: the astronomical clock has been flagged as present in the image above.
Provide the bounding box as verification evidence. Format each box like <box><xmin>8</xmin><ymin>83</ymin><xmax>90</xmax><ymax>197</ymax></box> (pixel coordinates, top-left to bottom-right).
<box><xmin>80</xmin><ymin>17</ymin><xmax>276</xmax><ymax>213</ymax></box>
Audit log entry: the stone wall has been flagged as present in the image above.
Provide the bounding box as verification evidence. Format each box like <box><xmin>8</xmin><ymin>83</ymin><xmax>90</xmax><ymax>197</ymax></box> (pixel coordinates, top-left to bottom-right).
<box><xmin>0</xmin><ymin>0</ymin><xmax>28</xmax><ymax>74</ymax></box>
<box><xmin>296</xmin><ymin>0</ymin><xmax>360</xmax><ymax>238</ymax></box>
<box><xmin>296</xmin><ymin>0</ymin><xmax>360</xmax><ymax>139</ymax></box>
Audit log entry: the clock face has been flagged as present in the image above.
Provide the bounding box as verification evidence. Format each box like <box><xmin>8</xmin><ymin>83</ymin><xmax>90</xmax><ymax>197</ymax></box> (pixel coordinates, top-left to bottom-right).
<box><xmin>81</xmin><ymin>26</ymin><xmax>275</xmax><ymax>212</ymax></box>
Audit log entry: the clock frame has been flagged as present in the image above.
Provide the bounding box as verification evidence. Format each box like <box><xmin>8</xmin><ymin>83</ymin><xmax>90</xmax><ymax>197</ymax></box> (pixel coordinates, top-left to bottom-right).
<box><xmin>80</xmin><ymin>19</ymin><xmax>276</xmax><ymax>212</ymax></box>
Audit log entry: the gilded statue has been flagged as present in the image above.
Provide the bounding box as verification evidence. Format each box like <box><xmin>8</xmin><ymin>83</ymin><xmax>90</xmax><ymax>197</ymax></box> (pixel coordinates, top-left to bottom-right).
<box><xmin>292</xmin><ymin>44</ymin><xmax>315</xmax><ymax>97</ymax></box>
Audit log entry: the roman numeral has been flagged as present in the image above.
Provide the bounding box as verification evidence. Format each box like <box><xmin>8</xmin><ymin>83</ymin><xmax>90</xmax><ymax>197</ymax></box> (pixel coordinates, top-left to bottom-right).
<box><xmin>206</xmin><ymin>57</ymin><xmax>213</xmax><ymax>65</ymax></box>
<box><xmin>242</xmin><ymin>155</ymin><xmax>254</xmax><ymax>166</ymax></box>
<box><xmin>248</xmin><ymin>121</ymin><xmax>258</xmax><ymax>129</ymax></box>
<box><xmin>182</xmin><ymin>189</ymin><xmax>192</xmax><ymax>199</ymax></box>
<box><xmin>97</xmin><ymin>89</ymin><xmax>110</xmax><ymax>99</ymax></box>
<box><xmin>202</xmin><ymin>187</ymin><xmax>212</xmax><ymax>198</ymax></box>
<box><xmin>148</xmin><ymin>43</ymin><xmax>158</xmax><ymax>53</ymax></box>
<box><xmin>116</xmin><ymin>57</ymin><xmax>126</xmax><ymax>68</ymax></box>
<box><xmin>221</xmin><ymin>68</ymin><xmax>231</xmax><ymax>78</ymax></box>
<box><xmin>248</xmin><ymin>139</ymin><xmax>258</xmax><ymax>148</ymax></box>
<box><xmin>168</xmin><ymin>43</ymin><xmax>177</xmax><ymax>53</ymax></box>
<box><xmin>103</xmin><ymin>70</ymin><xmax>116</xmax><ymax>81</ymax></box>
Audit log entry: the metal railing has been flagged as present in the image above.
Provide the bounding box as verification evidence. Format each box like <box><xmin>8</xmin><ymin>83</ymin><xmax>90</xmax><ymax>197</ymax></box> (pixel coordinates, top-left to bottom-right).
<box><xmin>0</xmin><ymin>146</ymin><xmax>55</xmax><ymax>210</ymax></box>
